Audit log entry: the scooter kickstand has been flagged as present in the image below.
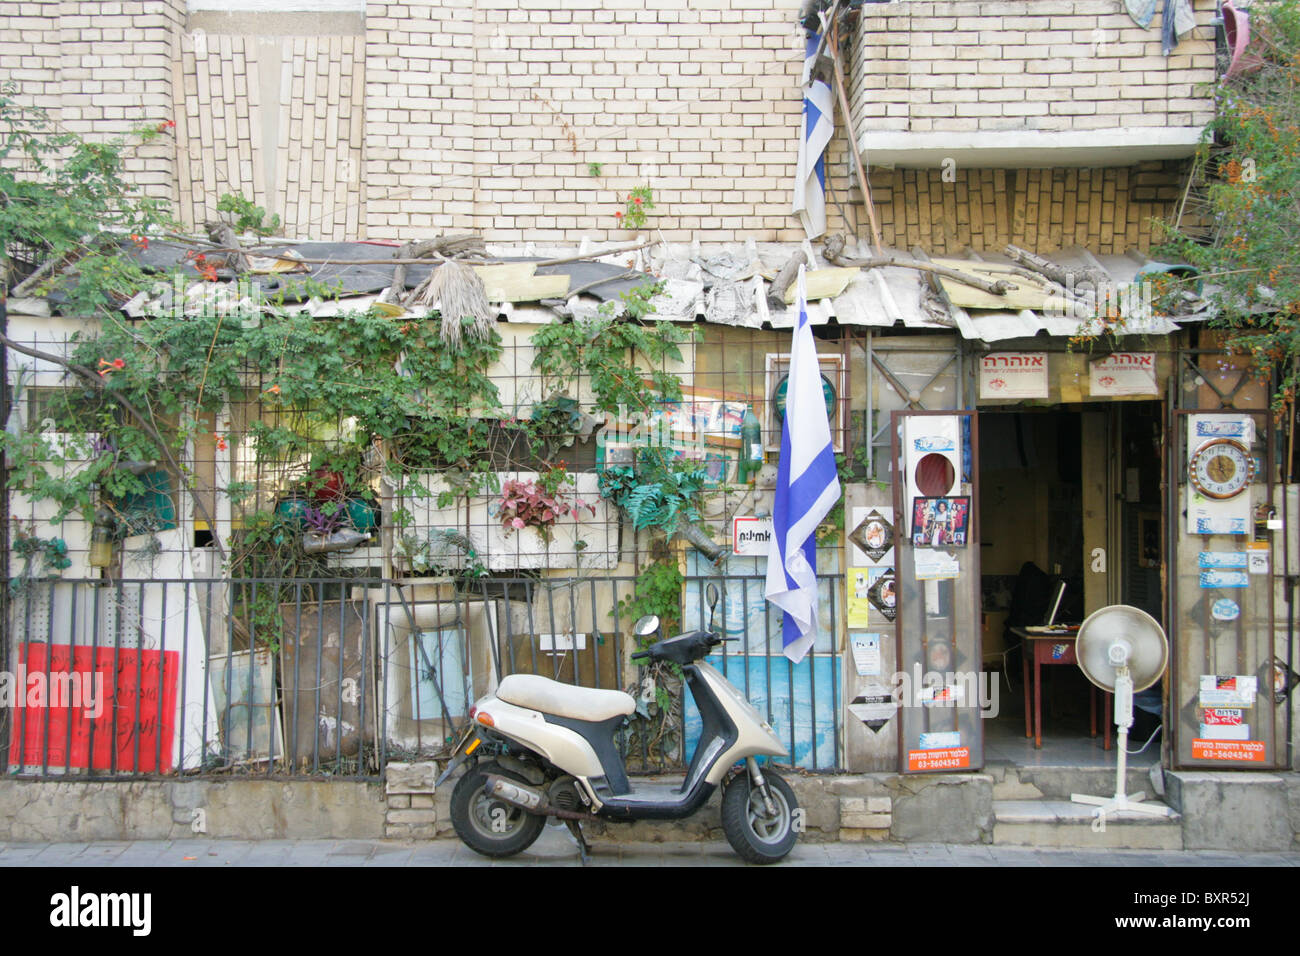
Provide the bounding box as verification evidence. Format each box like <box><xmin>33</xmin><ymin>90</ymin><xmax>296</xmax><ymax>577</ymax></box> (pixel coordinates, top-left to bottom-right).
<box><xmin>564</xmin><ymin>819</ymin><xmax>591</xmax><ymax>864</ymax></box>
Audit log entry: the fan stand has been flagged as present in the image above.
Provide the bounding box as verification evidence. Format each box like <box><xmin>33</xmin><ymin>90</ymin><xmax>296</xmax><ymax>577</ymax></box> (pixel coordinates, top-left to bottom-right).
<box><xmin>1070</xmin><ymin>669</ymin><xmax>1174</xmax><ymax>820</ymax></box>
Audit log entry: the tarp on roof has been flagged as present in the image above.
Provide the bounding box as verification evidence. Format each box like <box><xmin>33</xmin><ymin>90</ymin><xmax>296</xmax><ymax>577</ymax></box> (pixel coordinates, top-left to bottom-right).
<box><xmin>40</xmin><ymin>235</ymin><xmax>1213</xmax><ymax>342</ymax></box>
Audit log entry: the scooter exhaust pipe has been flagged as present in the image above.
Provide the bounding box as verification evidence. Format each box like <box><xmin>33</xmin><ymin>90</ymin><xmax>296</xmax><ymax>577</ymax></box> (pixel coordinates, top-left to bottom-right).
<box><xmin>483</xmin><ymin>774</ymin><xmax>590</xmax><ymax>821</ymax></box>
<box><xmin>484</xmin><ymin>774</ymin><xmax>545</xmax><ymax>810</ymax></box>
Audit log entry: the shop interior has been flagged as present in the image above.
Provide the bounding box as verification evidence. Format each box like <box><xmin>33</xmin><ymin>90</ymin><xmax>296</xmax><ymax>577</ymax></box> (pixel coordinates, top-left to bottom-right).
<box><xmin>977</xmin><ymin>403</ymin><xmax>1165</xmax><ymax>767</ymax></box>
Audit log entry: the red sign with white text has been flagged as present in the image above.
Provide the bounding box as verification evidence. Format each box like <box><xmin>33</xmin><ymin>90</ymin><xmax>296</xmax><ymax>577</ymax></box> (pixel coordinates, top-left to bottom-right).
<box><xmin>9</xmin><ymin>643</ymin><xmax>178</xmax><ymax>772</ymax></box>
<box><xmin>1192</xmin><ymin>739</ymin><xmax>1265</xmax><ymax>763</ymax></box>
<box><xmin>908</xmin><ymin>746</ymin><xmax>970</xmax><ymax>772</ymax></box>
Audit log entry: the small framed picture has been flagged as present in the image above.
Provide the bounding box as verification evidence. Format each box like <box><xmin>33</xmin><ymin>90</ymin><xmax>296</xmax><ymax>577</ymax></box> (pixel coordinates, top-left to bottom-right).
<box><xmin>631</xmin><ymin>381</ymin><xmax>754</xmax><ymax>449</ymax></box>
<box><xmin>764</xmin><ymin>353</ymin><xmax>845</xmax><ymax>452</ymax></box>
<box><xmin>911</xmin><ymin>496</ymin><xmax>971</xmax><ymax>548</ymax></box>
<box><xmin>602</xmin><ymin>442</ymin><xmax>637</xmax><ymax>467</ymax></box>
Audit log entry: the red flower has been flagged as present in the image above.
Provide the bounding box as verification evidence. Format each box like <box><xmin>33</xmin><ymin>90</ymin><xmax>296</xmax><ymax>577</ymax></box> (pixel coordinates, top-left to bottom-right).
<box><xmin>214</xmin><ymin>435</ymin><xmax>228</xmax><ymax>452</ymax></box>
<box><xmin>156</xmin><ymin>119</ymin><xmax>176</xmax><ymax>133</ymax></box>
<box><xmin>98</xmin><ymin>358</ymin><xmax>126</xmax><ymax>377</ymax></box>
<box><xmin>632</xmin><ymin>196</ymin><xmax>643</xmax><ymax>205</ymax></box>
<box><xmin>130</xmin><ymin>233</ymin><xmax>149</xmax><ymax>250</ymax></box>
<box><xmin>614</xmin><ymin>210</ymin><xmax>624</xmax><ymax>219</ymax></box>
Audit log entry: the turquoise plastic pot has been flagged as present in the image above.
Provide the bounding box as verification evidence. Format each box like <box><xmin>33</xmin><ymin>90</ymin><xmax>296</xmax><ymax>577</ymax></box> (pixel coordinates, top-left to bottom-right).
<box><xmin>344</xmin><ymin>497</ymin><xmax>378</xmax><ymax>533</ymax></box>
<box><xmin>275</xmin><ymin>496</ymin><xmax>311</xmax><ymax>531</ymax></box>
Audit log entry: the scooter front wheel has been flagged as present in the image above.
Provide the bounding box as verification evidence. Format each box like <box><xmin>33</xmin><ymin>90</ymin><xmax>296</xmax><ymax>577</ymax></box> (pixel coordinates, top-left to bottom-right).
<box><xmin>450</xmin><ymin>762</ymin><xmax>546</xmax><ymax>858</ymax></box>
<box><xmin>721</xmin><ymin>768</ymin><xmax>799</xmax><ymax>864</ymax></box>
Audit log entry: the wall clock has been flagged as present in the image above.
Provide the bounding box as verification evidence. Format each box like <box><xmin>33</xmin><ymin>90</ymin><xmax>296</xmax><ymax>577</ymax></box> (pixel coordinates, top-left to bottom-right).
<box><xmin>1189</xmin><ymin>438</ymin><xmax>1254</xmax><ymax>500</ymax></box>
<box><xmin>772</xmin><ymin>372</ymin><xmax>836</xmax><ymax>424</ymax></box>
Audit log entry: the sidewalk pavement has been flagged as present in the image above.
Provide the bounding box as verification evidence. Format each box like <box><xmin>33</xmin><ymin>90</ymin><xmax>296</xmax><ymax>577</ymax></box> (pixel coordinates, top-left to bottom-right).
<box><xmin>4</xmin><ymin>824</ymin><xmax>1299</xmax><ymax>866</ymax></box>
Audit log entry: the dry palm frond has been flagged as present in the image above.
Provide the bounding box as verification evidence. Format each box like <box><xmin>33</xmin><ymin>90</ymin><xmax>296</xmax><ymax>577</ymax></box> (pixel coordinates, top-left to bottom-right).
<box><xmin>409</xmin><ymin>260</ymin><xmax>494</xmax><ymax>348</ymax></box>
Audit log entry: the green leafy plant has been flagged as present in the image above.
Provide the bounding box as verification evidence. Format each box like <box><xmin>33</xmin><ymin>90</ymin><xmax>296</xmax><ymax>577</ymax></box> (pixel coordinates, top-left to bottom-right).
<box><xmin>1155</xmin><ymin>0</ymin><xmax>1300</xmax><ymax>414</ymax></box>
<box><xmin>530</xmin><ymin>281</ymin><xmax>691</xmax><ymax>418</ymax></box>
<box><xmin>614</xmin><ymin>555</ymin><xmax>684</xmax><ymax>643</ymax></box>
<box><xmin>9</xmin><ymin>522</ymin><xmax>71</xmax><ymax>592</ymax></box>
<box><xmin>3</xmin><ymin>302</ymin><xmax>506</xmax><ymax>560</ymax></box>
<box><xmin>0</xmin><ymin>83</ymin><xmax>174</xmax><ymax>313</ymax></box>
<box><xmin>598</xmin><ymin>458</ymin><xmax>708</xmax><ymax>534</ymax></box>
<box><xmin>587</xmin><ymin>162</ymin><xmax>604</xmax><ymax>177</ymax></box>
<box><xmin>216</xmin><ymin>191</ymin><xmax>281</xmax><ymax>238</ymax></box>
<box><xmin>613</xmin><ymin>551</ymin><xmax>685</xmax><ymax>770</ymax></box>
<box><xmin>615</xmin><ymin>185</ymin><xmax>655</xmax><ymax>230</ymax></box>
<box><xmin>496</xmin><ymin>475</ymin><xmax>593</xmax><ymax>540</ymax></box>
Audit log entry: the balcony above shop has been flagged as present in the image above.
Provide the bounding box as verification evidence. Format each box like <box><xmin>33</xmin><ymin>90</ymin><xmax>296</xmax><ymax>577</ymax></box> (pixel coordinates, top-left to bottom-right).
<box><xmin>849</xmin><ymin>0</ymin><xmax>1218</xmax><ymax>168</ymax></box>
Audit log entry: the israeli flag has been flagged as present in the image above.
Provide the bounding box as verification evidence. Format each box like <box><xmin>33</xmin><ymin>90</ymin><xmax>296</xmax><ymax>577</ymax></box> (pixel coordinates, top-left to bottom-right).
<box><xmin>793</xmin><ymin>35</ymin><xmax>834</xmax><ymax>240</ymax></box>
<box><xmin>765</xmin><ymin>267</ymin><xmax>841</xmax><ymax>663</ymax></box>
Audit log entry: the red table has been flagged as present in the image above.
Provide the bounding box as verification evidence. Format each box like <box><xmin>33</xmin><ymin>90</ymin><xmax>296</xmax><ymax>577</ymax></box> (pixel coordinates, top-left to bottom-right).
<box><xmin>1013</xmin><ymin>627</ymin><xmax>1111</xmax><ymax>751</ymax></box>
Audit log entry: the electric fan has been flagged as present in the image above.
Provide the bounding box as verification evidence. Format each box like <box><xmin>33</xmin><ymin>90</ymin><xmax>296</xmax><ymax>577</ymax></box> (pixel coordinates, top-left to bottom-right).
<box><xmin>1070</xmin><ymin>604</ymin><xmax>1174</xmax><ymax>819</ymax></box>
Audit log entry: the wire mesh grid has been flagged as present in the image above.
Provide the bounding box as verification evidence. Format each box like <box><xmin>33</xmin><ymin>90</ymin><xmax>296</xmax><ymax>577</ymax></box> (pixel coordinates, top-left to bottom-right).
<box><xmin>2</xmin><ymin>316</ymin><xmax>860</xmax><ymax>776</ymax></box>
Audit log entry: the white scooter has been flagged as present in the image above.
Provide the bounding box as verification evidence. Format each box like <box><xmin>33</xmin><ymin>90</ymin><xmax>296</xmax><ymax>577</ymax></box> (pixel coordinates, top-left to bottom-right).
<box><xmin>436</xmin><ymin>585</ymin><xmax>799</xmax><ymax>863</ymax></box>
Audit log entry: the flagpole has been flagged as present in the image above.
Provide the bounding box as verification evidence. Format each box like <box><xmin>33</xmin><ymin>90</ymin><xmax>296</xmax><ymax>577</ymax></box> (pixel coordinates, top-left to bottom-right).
<box><xmin>827</xmin><ymin>14</ymin><xmax>883</xmax><ymax>254</ymax></box>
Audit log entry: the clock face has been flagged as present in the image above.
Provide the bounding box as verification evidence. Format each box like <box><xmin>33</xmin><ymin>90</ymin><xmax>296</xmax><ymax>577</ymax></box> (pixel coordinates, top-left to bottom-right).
<box><xmin>1190</xmin><ymin>438</ymin><xmax>1254</xmax><ymax>500</ymax></box>
<box><xmin>773</xmin><ymin>373</ymin><xmax>836</xmax><ymax>423</ymax></box>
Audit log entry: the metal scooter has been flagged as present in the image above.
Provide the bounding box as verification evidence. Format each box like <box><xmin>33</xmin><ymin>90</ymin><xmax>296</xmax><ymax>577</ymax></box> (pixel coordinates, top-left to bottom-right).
<box><xmin>436</xmin><ymin>585</ymin><xmax>799</xmax><ymax>863</ymax></box>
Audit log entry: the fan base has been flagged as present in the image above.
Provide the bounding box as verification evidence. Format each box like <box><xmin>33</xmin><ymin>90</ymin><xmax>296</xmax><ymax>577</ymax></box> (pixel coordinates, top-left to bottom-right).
<box><xmin>1071</xmin><ymin>791</ymin><xmax>1174</xmax><ymax>818</ymax></box>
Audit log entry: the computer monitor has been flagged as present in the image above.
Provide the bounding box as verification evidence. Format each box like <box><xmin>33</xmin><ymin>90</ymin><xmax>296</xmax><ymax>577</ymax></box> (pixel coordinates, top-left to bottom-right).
<box><xmin>1044</xmin><ymin>580</ymin><xmax>1067</xmax><ymax>627</ymax></box>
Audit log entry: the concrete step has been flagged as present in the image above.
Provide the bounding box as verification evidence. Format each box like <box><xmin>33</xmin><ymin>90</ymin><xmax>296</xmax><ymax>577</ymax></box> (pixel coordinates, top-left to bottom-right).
<box><xmin>990</xmin><ymin>764</ymin><xmax>1161</xmax><ymax>801</ymax></box>
<box><xmin>994</xmin><ymin>798</ymin><xmax>1183</xmax><ymax>849</ymax></box>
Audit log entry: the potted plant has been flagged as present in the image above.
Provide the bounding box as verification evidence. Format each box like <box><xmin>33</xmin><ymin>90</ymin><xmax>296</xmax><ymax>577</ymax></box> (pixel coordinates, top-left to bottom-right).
<box><xmin>496</xmin><ymin>472</ymin><xmax>594</xmax><ymax>543</ymax></box>
<box><xmin>301</xmin><ymin>504</ymin><xmax>372</xmax><ymax>554</ymax></box>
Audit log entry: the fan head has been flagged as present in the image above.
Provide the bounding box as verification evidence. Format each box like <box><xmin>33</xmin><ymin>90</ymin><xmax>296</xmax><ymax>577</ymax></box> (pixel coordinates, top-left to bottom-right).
<box><xmin>1074</xmin><ymin>604</ymin><xmax>1168</xmax><ymax>692</ymax></box>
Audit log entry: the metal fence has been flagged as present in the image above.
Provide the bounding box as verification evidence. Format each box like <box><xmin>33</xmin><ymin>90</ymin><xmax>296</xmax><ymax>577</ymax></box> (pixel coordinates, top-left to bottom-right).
<box><xmin>2</xmin><ymin>573</ymin><xmax>844</xmax><ymax>779</ymax></box>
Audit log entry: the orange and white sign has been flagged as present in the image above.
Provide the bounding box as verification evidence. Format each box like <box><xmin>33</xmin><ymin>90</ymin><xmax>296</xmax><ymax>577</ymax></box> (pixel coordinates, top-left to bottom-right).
<box><xmin>907</xmin><ymin>746</ymin><xmax>970</xmax><ymax>772</ymax></box>
<box><xmin>1192</xmin><ymin>739</ymin><xmax>1266</xmax><ymax>762</ymax></box>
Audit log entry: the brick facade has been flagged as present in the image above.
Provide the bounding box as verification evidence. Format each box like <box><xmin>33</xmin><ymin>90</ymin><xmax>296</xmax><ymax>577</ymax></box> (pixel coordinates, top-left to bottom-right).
<box><xmin>851</xmin><ymin>0</ymin><xmax>1216</xmax><ymax>135</ymax></box>
<box><xmin>1</xmin><ymin>1</ymin><xmax>1209</xmax><ymax>250</ymax></box>
<box><xmin>871</xmin><ymin>160</ymin><xmax>1189</xmax><ymax>255</ymax></box>
<box><xmin>1</xmin><ymin>0</ymin><xmax>184</xmax><ymax>207</ymax></box>
<box><xmin>360</xmin><ymin>0</ymin><xmax>819</xmax><ymax>243</ymax></box>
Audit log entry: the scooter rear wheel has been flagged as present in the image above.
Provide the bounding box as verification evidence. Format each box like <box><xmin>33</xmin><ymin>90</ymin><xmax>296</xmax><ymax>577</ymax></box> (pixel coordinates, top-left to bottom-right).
<box><xmin>450</xmin><ymin>762</ymin><xmax>546</xmax><ymax>858</ymax></box>
<box><xmin>721</xmin><ymin>768</ymin><xmax>799</xmax><ymax>864</ymax></box>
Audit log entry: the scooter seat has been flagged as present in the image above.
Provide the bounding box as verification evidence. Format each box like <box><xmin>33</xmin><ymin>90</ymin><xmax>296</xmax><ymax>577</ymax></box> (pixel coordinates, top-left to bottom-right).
<box><xmin>496</xmin><ymin>674</ymin><xmax>635</xmax><ymax>723</ymax></box>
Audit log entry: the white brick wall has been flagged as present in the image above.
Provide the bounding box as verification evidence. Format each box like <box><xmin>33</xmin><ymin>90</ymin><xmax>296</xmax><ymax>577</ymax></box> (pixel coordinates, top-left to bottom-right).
<box><xmin>851</xmin><ymin>0</ymin><xmax>1217</xmax><ymax>139</ymax></box>
<box><xmin>359</xmin><ymin>0</ymin><xmax>823</xmax><ymax>244</ymax></box>
<box><xmin>0</xmin><ymin>0</ymin><xmax>1209</xmax><ymax>246</ymax></box>
<box><xmin>1</xmin><ymin>1</ymin><xmax>184</xmax><ymax>207</ymax></box>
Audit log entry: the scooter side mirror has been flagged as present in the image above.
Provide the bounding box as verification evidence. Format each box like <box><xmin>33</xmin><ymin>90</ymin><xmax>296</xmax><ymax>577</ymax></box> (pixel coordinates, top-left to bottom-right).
<box><xmin>634</xmin><ymin>614</ymin><xmax>660</xmax><ymax>638</ymax></box>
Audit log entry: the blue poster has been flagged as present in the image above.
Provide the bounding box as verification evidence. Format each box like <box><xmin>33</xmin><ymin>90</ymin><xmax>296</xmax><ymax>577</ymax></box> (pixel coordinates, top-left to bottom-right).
<box><xmin>682</xmin><ymin>552</ymin><xmax>840</xmax><ymax>655</ymax></box>
<box><xmin>683</xmin><ymin>653</ymin><xmax>838</xmax><ymax>770</ymax></box>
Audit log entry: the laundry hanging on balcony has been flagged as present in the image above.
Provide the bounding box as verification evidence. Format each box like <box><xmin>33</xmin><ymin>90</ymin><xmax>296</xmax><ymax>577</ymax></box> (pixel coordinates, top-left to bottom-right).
<box><xmin>1161</xmin><ymin>0</ymin><xmax>1196</xmax><ymax>55</ymax></box>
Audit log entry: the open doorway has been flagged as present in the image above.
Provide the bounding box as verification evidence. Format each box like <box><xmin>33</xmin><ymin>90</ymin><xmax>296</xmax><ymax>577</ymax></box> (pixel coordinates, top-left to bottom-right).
<box><xmin>976</xmin><ymin>404</ymin><xmax>1164</xmax><ymax>768</ymax></box>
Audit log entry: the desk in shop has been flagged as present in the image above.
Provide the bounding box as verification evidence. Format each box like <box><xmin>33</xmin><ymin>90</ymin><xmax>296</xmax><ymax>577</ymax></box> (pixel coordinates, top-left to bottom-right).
<box><xmin>1011</xmin><ymin>626</ymin><xmax>1112</xmax><ymax>751</ymax></box>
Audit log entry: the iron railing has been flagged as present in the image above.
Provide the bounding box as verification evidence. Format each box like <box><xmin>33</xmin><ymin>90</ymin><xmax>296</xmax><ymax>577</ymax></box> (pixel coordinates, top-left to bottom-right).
<box><xmin>2</xmin><ymin>573</ymin><xmax>844</xmax><ymax>779</ymax></box>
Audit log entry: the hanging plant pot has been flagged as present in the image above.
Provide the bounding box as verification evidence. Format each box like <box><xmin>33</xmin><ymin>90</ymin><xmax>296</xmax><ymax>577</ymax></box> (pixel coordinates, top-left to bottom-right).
<box><xmin>343</xmin><ymin>496</ymin><xmax>379</xmax><ymax>533</ymax></box>
<box><xmin>275</xmin><ymin>494</ymin><xmax>312</xmax><ymax>530</ymax></box>
<box><xmin>302</xmin><ymin>529</ymin><xmax>372</xmax><ymax>554</ymax></box>
<box><xmin>306</xmin><ymin>467</ymin><xmax>346</xmax><ymax>503</ymax></box>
